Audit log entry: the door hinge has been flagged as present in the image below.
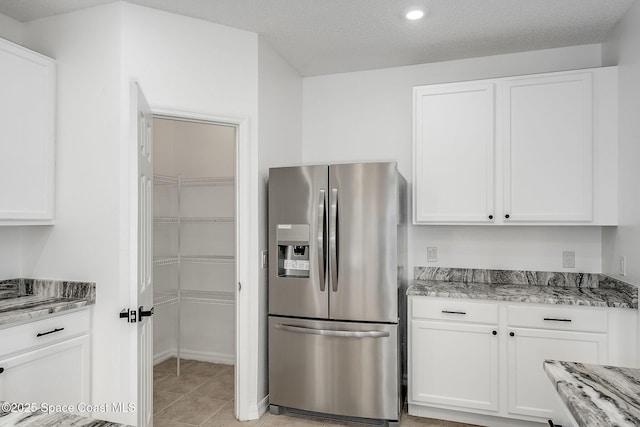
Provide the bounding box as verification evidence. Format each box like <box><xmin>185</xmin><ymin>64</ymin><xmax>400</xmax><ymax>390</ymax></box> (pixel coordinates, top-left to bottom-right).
<box><xmin>119</xmin><ymin>308</ymin><xmax>137</xmax><ymax>323</ymax></box>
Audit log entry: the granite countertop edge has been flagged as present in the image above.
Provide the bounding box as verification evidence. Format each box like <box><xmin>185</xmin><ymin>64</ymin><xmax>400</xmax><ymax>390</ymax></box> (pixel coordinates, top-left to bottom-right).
<box><xmin>0</xmin><ymin>279</ymin><xmax>96</xmax><ymax>328</ymax></box>
<box><xmin>543</xmin><ymin>360</ymin><xmax>640</xmax><ymax>427</ymax></box>
<box><xmin>0</xmin><ymin>298</ymin><xmax>92</xmax><ymax>328</ymax></box>
<box><xmin>407</xmin><ymin>280</ymin><xmax>638</xmax><ymax>309</ymax></box>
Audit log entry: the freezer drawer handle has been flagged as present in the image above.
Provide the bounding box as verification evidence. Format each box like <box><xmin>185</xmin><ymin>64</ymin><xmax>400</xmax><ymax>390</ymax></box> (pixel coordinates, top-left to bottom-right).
<box><xmin>441</xmin><ymin>310</ymin><xmax>466</xmax><ymax>315</ymax></box>
<box><xmin>275</xmin><ymin>323</ymin><xmax>390</xmax><ymax>338</ymax></box>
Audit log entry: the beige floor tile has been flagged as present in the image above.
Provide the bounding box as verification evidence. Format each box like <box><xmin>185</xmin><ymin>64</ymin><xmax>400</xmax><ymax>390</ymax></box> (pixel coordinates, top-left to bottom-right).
<box><xmin>155</xmin><ymin>395</ymin><xmax>227</xmax><ymax>425</ymax></box>
<box><xmin>445</xmin><ymin>423</ymin><xmax>484</xmax><ymax>427</ymax></box>
<box><xmin>154</xmin><ymin>370</ymin><xmax>170</xmax><ymax>387</ymax></box>
<box><xmin>154</xmin><ymin>390</ymin><xmax>183</xmax><ymax>414</ymax></box>
<box><xmin>261</xmin><ymin>412</ymin><xmax>326</xmax><ymax>426</ymax></box>
<box><xmin>181</xmin><ymin>361</ymin><xmax>231</xmax><ymax>377</ymax></box>
<box><xmin>153</xmin><ymin>417</ymin><xmax>195</xmax><ymax>427</ymax></box>
<box><xmin>399</xmin><ymin>413</ymin><xmax>446</xmax><ymax>427</ymax></box>
<box><xmin>190</xmin><ymin>371</ymin><xmax>235</xmax><ymax>401</ymax></box>
<box><xmin>157</xmin><ymin>373</ymin><xmax>210</xmax><ymax>394</ymax></box>
<box><xmin>201</xmin><ymin>401</ymin><xmax>268</xmax><ymax>426</ymax></box>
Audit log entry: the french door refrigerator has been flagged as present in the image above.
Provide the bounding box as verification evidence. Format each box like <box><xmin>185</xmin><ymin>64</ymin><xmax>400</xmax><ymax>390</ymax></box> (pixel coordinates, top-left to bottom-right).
<box><xmin>268</xmin><ymin>162</ymin><xmax>406</xmax><ymax>426</ymax></box>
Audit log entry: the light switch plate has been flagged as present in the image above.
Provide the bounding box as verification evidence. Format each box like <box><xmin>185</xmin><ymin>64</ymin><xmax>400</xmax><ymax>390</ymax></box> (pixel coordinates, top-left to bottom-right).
<box><xmin>427</xmin><ymin>247</ymin><xmax>437</xmax><ymax>263</ymax></box>
<box><xmin>562</xmin><ymin>251</ymin><xmax>575</xmax><ymax>269</ymax></box>
<box><xmin>261</xmin><ymin>250</ymin><xmax>268</xmax><ymax>269</ymax></box>
<box><xmin>620</xmin><ymin>256</ymin><xmax>627</xmax><ymax>276</ymax></box>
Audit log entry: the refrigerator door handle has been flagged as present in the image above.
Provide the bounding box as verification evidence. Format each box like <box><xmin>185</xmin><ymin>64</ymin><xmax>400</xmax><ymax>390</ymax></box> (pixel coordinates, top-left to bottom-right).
<box><xmin>329</xmin><ymin>188</ymin><xmax>338</xmax><ymax>292</ymax></box>
<box><xmin>275</xmin><ymin>323</ymin><xmax>390</xmax><ymax>338</ymax></box>
<box><xmin>317</xmin><ymin>189</ymin><xmax>326</xmax><ymax>292</ymax></box>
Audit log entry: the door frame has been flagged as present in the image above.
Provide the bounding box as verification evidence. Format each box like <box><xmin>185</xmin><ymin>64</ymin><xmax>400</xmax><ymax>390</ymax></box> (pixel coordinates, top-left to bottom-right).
<box><xmin>150</xmin><ymin>106</ymin><xmax>256</xmax><ymax>421</ymax></box>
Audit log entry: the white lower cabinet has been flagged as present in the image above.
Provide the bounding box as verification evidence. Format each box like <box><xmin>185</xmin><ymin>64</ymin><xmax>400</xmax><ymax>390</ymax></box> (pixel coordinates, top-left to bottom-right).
<box><xmin>409</xmin><ymin>296</ymin><xmax>635</xmax><ymax>426</ymax></box>
<box><xmin>411</xmin><ymin>320</ymin><xmax>499</xmax><ymax>412</ymax></box>
<box><xmin>506</xmin><ymin>327</ymin><xmax>606</xmax><ymax>422</ymax></box>
<box><xmin>0</xmin><ymin>310</ymin><xmax>91</xmax><ymax>409</ymax></box>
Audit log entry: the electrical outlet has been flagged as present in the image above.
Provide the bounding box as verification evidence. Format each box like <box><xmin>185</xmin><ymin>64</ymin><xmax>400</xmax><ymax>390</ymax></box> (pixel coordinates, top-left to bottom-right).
<box><xmin>620</xmin><ymin>256</ymin><xmax>627</xmax><ymax>276</ymax></box>
<box><xmin>427</xmin><ymin>247</ymin><xmax>437</xmax><ymax>263</ymax></box>
<box><xmin>562</xmin><ymin>251</ymin><xmax>575</xmax><ymax>268</ymax></box>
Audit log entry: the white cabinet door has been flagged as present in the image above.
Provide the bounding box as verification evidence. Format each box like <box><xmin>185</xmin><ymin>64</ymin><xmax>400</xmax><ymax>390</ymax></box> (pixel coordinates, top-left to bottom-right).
<box><xmin>410</xmin><ymin>320</ymin><xmax>499</xmax><ymax>412</ymax></box>
<box><xmin>413</xmin><ymin>83</ymin><xmax>495</xmax><ymax>223</ymax></box>
<box><xmin>0</xmin><ymin>335</ymin><xmax>90</xmax><ymax>409</ymax></box>
<box><xmin>0</xmin><ymin>38</ymin><xmax>55</xmax><ymax>225</ymax></box>
<box><xmin>503</xmin><ymin>73</ymin><xmax>593</xmax><ymax>222</ymax></box>
<box><xmin>507</xmin><ymin>328</ymin><xmax>607</xmax><ymax>422</ymax></box>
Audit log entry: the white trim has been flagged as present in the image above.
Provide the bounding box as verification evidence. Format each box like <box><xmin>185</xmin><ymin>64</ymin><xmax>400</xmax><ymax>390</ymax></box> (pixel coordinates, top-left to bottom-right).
<box><xmin>150</xmin><ymin>106</ymin><xmax>256</xmax><ymax>422</ymax></box>
<box><xmin>257</xmin><ymin>395</ymin><xmax>270</xmax><ymax>418</ymax></box>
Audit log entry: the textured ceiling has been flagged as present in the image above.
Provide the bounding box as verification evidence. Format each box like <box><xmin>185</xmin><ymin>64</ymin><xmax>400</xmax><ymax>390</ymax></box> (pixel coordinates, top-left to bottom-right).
<box><xmin>0</xmin><ymin>0</ymin><xmax>634</xmax><ymax>76</ymax></box>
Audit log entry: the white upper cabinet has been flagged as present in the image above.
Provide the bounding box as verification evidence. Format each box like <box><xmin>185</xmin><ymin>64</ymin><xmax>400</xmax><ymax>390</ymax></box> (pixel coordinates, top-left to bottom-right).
<box><xmin>413</xmin><ymin>67</ymin><xmax>618</xmax><ymax>225</ymax></box>
<box><xmin>0</xmin><ymin>38</ymin><xmax>56</xmax><ymax>225</ymax></box>
<box><xmin>503</xmin><ymin>73</ymin><xmax>593</xmax><ymax>222</ymax></box>
<box><xmin>413</xmin><ymin>83</ymin><xmax>495</xmax><ymax>223</ymax></box>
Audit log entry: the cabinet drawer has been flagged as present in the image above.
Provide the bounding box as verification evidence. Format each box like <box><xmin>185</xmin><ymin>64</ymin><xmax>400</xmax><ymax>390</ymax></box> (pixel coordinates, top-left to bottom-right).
<box><xmin>0</xmin><ymin>309</ymin><xmax>90</xmax><ymax>357</ymax></box>
<box><xmin>411</xmin><ymin>297</ymin><xmax>498</xmax><ymax>324</ymax></box>
<box><xmin>507</xmin><ymin>305</ymin><xmax>607</xmax><ymax>333</ymax></box>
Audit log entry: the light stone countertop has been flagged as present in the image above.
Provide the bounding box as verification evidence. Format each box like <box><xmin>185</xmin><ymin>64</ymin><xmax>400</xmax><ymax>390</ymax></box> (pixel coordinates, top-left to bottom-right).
<box><xmin>407</xmin><ymin>279</ymin><xmax>637</xmax><ymax>308</ymax></box>
<box><xmin>0</xmin><ymin>402</ymin><xmax>132</xmax><ymax>426</ymax></box>
<box><xmin>0</xmin><ymin>279</ymin><xmax>95</xmax><ymax>328</ymax></box>
<box><xmin>543</xmin><ymin>360</ymin><xmax>640</xmax><ymax>427</ymax></box>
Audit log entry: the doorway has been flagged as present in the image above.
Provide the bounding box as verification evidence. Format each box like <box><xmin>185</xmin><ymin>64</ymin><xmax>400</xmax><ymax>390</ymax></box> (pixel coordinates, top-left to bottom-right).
<box><xmin>151</xmin><ymin>116</ymin><xmax>238</xmax><ymax>424</ymax></box>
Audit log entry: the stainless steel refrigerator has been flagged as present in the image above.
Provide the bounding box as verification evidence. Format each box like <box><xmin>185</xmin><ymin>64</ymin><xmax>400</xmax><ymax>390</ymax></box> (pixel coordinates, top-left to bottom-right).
<box><xmin>268</xmin><ymin>162</ymin><xmax>406</xmax><ymax>426</ymax></box>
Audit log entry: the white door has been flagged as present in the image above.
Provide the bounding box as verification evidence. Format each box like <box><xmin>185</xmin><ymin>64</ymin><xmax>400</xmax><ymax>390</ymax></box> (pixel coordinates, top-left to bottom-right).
<box><xmin>132</xmin><ymin>82</ymin><xmax>154</xmax><ymax>427</ymax></box>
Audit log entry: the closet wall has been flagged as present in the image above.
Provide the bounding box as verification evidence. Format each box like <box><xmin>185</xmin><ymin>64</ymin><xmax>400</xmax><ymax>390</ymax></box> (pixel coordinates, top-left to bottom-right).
<box><xmin>153</xmin><ymin>118</ymin><xmax>236</xmax><ymax>366</ymax></box>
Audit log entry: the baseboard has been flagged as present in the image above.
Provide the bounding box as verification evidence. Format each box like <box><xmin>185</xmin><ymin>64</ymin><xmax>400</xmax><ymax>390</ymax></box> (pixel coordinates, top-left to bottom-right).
<box><xmin>258</xmin><ymin>395</ymin><xmax>269</xmax><ymax>417</ymax></box>
<box><xmin>153</xmin><ymin>348</ymin><xmax>235</xmax><ymax>366</ymax></box>
<box><xmin>154</xmin><ymin>349</ymin><xmax>175</xmax><ymax>366</ymax></box>
<box><xmin>408</xmin><ymin>404</ymin><xmax>543</xmax><ymax>427</ymax></box>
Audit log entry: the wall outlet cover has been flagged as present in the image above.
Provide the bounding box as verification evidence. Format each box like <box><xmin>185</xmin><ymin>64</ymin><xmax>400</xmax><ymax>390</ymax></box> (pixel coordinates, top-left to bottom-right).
<box><xmin>620</xmin><ymin>256</ymin><xmax>627</xmax><ymax>276</ymax></box>
<box><xmin>562</xmin><ymin>251</ymin><xmax>575</xmax><ymax>268</ymax></box>
<box><xmin>427</xmin><ymin>247</ymin><xmax>437</xmax><ymax>263</ymax></box>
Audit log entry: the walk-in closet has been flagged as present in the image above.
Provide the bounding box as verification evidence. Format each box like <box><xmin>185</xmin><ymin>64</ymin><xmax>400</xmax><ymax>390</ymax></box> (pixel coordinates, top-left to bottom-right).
<box><xmin>152</xmin><ymin>117</ymin><xmax>236</xmax><ymax>375</ymax></box>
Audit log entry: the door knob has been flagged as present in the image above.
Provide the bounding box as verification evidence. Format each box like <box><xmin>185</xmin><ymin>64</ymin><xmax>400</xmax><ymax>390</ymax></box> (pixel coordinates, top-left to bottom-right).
<box><xmin>139</xmin><ymin>306</ymin><xmax>154</xmax><ymax>319</ymax></box>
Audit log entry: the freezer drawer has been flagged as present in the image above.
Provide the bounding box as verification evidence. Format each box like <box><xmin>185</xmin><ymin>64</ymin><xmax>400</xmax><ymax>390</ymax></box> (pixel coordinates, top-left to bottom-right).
<box><xmin>268</xmin><ymin>316</ymin><xmax>399</xmax><ymax>421</ymax></box>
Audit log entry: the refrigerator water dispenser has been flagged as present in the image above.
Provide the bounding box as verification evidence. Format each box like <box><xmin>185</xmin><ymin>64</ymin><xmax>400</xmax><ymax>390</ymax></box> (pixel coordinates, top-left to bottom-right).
<box><xmin>276</xmin><ymin>224</ymin><xmax>310</xmax><ymax>278</ymax></box>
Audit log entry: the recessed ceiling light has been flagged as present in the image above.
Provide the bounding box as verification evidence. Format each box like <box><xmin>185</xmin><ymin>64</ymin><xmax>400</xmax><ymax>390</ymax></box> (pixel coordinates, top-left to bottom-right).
<box><xmin>406</xmin><ymin>9</ymin><xmax>425</xmax><ymax>20</ymax></box>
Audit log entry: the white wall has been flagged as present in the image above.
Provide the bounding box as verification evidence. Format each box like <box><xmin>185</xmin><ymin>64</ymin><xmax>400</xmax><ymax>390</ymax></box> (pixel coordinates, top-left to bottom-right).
<box><xmin>0</xmin><ymin>228</ymin><xmax>22</xmax><ymax>279</ymax></box>
<box><xmin>16</xmin><ymin>2</ymin><xmax>262</xmax><ymax>423</ymax></box>
<box><xmin>257</xmin><ymin>37</ymin><xmax>303</xmax><ymax>405</ymax></box>
<box><xmin>302</xmin><ymin>44</ymin><xmax>605</xmax><ymax>274</ymax></box>
<box><xmin>120</xmin><ymin>2</ymin><xmax>261</xmax><ymax>421</ymax></box>
<box><xmin>602</xmin><ymin>1</ymin><xmax>640</xmax><ymax>287</ymax></box>
<box><xmin>257</xmin><ymin>37</ymin><xmax>303</xmax><ymax>403</ymax></box>
<box><xmin>601</xmin><ymin>0</ymin><xmax>640</xmax><ymax>365</ymax></box>
<box><xmin>0</xmin><ymin>14</ymin><xmax>25</xmax><ymax>280</ymax></box>
<box><xmin>19</xmin><ymin>2</ymin><xmax>127</xmax><ymax>422</ymax></box>
<box><xmin>0</xmin><ymin>12</ymin><xmax>23</xmax><ymax>45</ymax></box>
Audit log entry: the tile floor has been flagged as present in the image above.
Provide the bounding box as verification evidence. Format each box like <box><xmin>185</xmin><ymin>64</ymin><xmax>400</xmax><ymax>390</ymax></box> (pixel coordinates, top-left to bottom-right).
<box><xmin>153</xmin><ymin>358</ymin><xmax>482</xmax><ymax>427</ymax></box>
